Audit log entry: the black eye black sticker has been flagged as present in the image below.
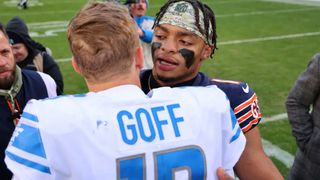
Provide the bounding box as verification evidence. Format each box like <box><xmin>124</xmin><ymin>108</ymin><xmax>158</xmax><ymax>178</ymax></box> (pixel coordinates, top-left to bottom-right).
<box><xmin>179</xmin><ymin>48</ymin><xmax>195</xmax><ymax>68</ymax></box>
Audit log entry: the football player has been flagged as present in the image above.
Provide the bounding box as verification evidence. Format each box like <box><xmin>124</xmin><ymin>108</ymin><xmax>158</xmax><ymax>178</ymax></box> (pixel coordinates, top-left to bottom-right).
<box><xmin>140</xmin><ymin>0</ymin><xmax>283</xmax><ymax>179</ymax></box>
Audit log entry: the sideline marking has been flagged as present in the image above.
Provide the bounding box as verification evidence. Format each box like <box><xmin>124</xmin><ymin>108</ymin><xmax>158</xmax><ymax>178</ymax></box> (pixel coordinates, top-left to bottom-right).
<box><xmin>56</xmin><ymin>31</ymin><xmax>320</xmax><ymax>62</ymax></box>
<box><xmin>219</xmin><ymin>31</ymin><xmax>320</xmax><ymax>46</ymax></box>
<box><xmin>56</xmin><ymin>58</ymin><xmax>71</xmax><ymax>63</ymax></box>
<box><xmin>4</xmin><ymin>0</ymin><xmax>43</xmax><ymax>7</ymax></box>
<box><xmin>262</xmin><ymin>139</ymin><xmax>294</xmax><ymax>168</ymax></box>
<box><xmin>262</xmin><ymin>0</ymin><xmax>320</xmax><ymax>6</ymax></box>
<box><xmin>262</xmin><ymin>113</ymin><xmax>288</xmax><ymax>123</ymax></box>
<box><xmin>28</xmin><ymin>21</ymin><xmax>68</xmax><ymax>29</ymax></box>
<box><xmin>216</xmin><ymin>7</ymin><xmax>319</xmax><ymax>18</ymax></box>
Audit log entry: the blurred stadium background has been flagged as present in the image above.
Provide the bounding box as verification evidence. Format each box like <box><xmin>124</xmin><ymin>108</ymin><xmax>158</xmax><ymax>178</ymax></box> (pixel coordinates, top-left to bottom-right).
<box><xmin>1</xmin><ymin>0</ymin><xmax>320</xmax><ymax>178</ymax></box>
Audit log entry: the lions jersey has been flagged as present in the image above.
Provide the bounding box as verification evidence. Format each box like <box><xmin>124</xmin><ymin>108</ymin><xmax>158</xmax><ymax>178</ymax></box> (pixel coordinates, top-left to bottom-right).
<box><xmin>5</xmin><ymin>85</ymin><xmax>245</xmax><ymax>180</ymax></box>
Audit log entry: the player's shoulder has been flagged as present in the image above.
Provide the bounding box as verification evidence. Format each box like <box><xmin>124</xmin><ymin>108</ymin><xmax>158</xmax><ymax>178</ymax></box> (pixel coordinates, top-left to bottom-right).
<box><xmin>210</xmin><ymin>78</ymin><xmax>256</xmax><ymax>97</ymax></box>
<box><xmin>169</xmin><ymin>84</ymin><xmax>222</xmax><ymax>94</ymax></box>
<box><xmin>28</xmin><ymin>93</ymin><xmax>88</xmax><ymax>107</ymax></box>
<box><xmin>211</xmin><ymin>78</ymin><xmax>244</xmax><ymax>86</ymax></box>
<box><xmin>151</xmin><ymin>85</ymin><xmax>223</xmax><ymax>97</ymax></box>
<box><xmin>168</xmin><ymin>85</ymin><xmax>229</xmax><ymax>106</ymax></box>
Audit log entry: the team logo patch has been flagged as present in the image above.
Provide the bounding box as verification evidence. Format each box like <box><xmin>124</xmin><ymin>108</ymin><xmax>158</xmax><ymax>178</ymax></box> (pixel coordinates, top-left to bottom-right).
<box><xmin>174</xmin><ymin>3</ymin><xmax>188</xmax><ymax>13</ymax></box>
<box><xmin>242</xmin><ymin>83</ymin><xmax>250</xmax><ymax>94</ymax></box>
<box><xmin>251</xmin><ymin>99</ymin><xmax>261</xmax><ymax>119</ymax></box>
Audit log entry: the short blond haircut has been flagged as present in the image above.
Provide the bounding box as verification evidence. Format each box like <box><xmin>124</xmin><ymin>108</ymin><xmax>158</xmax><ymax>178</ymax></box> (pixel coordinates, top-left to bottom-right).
<box><xmin>67</xmin><ymin>2</ymin><xmax>140</xmax><ymax>82</ymax></box>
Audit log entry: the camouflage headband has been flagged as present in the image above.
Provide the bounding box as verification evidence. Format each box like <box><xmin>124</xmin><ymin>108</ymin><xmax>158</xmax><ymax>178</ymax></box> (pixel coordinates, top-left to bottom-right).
<box><xmin>158</xmin><ymin>1</ymin><xmax>213</xmax><ymax>46</ymax></box>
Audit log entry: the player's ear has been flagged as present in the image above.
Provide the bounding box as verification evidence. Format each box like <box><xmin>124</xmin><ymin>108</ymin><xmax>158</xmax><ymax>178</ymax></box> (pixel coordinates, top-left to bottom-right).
<box><xmin>135</xmin><ymin>46</ymin><xmax>144</xmax><ymax>70</ymax></box>
<box><xmin>200</xmin><ymin>44</ymin><xmax>214</xmax><ymax>61</ymax></box>
<box><xmin>71</xmin><ymin>56</ymin><xmax>81</xmax><ymax>74</ymax></box>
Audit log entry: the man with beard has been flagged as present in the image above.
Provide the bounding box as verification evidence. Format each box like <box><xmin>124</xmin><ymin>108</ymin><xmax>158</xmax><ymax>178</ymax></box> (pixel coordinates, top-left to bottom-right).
<box><xmin>140</xmin><ymin>0</ymin><xmax>283</xmax><ymax>179</ymax></box>
<box><xmin>0</xmin><ymin>23</ymin><xmax>56</xmax><ymax>180</ymax></box>
<box><xmin>6</xmin><ymin>16</ymin><xmax>64</xmax><ymax>95</ymax></box>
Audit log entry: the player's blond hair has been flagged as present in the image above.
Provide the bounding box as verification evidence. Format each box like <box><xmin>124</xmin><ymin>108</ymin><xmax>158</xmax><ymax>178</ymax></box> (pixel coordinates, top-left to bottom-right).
<box><xmin>67</xmin><ymin>2</ymin><xmax>140</xmax><ymax>82</ymax></box>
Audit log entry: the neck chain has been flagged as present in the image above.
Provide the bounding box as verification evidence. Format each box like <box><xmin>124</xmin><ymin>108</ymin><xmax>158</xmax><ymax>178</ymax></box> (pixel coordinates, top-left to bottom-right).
<box><xmin>148</xmin><ymin>73</ymin><xmax>152</xmax><ymax>91</ymax></box>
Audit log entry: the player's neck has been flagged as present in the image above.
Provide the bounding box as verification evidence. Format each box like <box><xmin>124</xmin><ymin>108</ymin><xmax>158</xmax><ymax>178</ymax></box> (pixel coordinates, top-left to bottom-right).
<box><xmin>86</xmin><ymin>74</ymin><xmax>141</xmax><ymax>93</ymax></box>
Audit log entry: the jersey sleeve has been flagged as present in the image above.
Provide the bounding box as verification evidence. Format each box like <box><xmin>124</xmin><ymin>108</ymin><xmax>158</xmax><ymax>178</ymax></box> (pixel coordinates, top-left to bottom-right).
<box><xmin>222</xmin><ymin>107</ymin><xmax>246</xmax><ymax>176</ymax></box>
<box><xmin>5</xmin><ymin>100</ymin><xmax>52</xmax><ymax>179</ymax></box>
<box><xmin>37</xmin><ymin>71</ymin><xmax>57</xmax><ymax>98</ymax></box>
<box><xmin>212</xmin><ymin>79</ymin><xmax>262</xmax><ymax>133</ymax></box>
<box><xmin>233</xmin><ymin>84</ymin><xmax>262</xmax><ymax>133</ymax></box>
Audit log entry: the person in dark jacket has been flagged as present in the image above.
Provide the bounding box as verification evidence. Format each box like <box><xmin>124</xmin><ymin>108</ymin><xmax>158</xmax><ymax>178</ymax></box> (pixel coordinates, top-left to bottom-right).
<box><xmin>0</xmin><ymin>22</ymin><xmax>57</xmax><ymax>180</ymax></box>
<box><xmin>286</xmin><ymin>53</ymin><xmax>320</xmax><ymax>180</ymax></box>
<box><xmin>6</xmin><ymin>16</ymin><xmax>64</xmax><ymax>95</ymax></box>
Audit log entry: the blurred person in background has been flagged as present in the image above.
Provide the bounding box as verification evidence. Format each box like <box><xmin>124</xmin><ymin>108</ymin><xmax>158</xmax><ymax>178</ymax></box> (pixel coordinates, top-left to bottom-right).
<box><xmin>6</xmin><ymin>16</ymin><xmax>64</xmax><ymax>95</ymax></box>
<box><xmin>0</xmin><ymin>22</ymin><xmax>56</xmax><ymax>180</ymax></box>
<box><xmin>18</xmin><ymin>0</ymin><xmax>28</xmax><ymax>9</ymax></box>
<box><xmin>286</xmin><ymin>53</ymin><xmax>320</xmax><ymax>180</ymax></box>
<box><xmin>125</xmin><ymin>0</ymin><xmax>154</xmax><ymax>69</ymax></box>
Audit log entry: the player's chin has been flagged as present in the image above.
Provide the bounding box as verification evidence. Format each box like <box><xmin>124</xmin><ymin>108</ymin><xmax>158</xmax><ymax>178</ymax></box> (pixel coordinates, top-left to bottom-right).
<box><xmin>0</xmin><ymin>72</ymin><xmax>15</xmax><ymax>89</ymax></box>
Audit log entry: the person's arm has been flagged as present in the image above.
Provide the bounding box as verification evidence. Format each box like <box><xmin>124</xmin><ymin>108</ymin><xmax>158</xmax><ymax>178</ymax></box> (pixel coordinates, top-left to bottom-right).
<box><xmin>234</xmin><ymin>127</ymin><xmax>283</xmax><ymax>180</ymax></box>
<box><xmin>135</xmin><ymin>16</ymin><xmax>154</xmax><ymax>43</ymax></box>
<box><xmin>140</xmin><ymin>28</ymin><xmax>153</xmax><ymax>43</ymax></box>
<box><xmin>228</xmin><ymin>83</ymin><xmax>283</xmax><ymax>179</ymax></box>
<box><xmin>42</xmin><ymin>53</ymin><xmax>64</xmax><ymax>95</ymax></box>
<box><xmin>286</xmin><ymin>54</ymin><xmax>320</xmax><ymax>151</ymax></box>
<box><xmin>5</xmin><ymin>100</ymin><xmax>52</xmax><ymax>179</ymax></box>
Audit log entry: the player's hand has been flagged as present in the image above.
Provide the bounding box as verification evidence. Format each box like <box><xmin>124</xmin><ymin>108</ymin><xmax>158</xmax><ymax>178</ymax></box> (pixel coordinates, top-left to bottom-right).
<box><xmin>217</xmin><ymin>167</ymin><xmax>234</xmax><ymax>180</ymax></box>
<box><xmin>134</xmin><ymin>23</ymin><xmax>144</xmax><ymax>37</ymax></box>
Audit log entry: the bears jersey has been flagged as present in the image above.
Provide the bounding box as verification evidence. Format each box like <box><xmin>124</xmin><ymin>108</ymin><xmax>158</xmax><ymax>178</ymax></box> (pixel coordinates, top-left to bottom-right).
<box><xmin>5</xmin><ymin>85</ymin><xmax>245</xmax><ymax>180</ymax></box>
<box><xmin>140</xmin><ymin>70</ymin><xmax>262</xmax><ymax>133</ymax></box>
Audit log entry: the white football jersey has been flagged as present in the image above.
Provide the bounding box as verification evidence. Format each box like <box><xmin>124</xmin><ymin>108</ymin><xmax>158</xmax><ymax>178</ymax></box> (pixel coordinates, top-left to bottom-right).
<box><xmin>5</xmin><ymin>85</ymin><xmax>245</xmax><ymax>180</ymax></box>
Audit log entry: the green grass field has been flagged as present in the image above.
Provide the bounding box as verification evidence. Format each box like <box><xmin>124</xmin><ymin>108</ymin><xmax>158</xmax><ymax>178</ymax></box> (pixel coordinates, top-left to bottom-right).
<box><xmin>1</xmin><ymin>0</ymin><xmax>320</xmax><ymax>178</ymax></box>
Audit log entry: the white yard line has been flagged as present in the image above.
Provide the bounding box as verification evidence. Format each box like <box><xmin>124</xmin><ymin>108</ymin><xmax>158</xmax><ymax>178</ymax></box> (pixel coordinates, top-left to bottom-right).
<box><xmin>0</xmin><ymin>10</ymin><xmax>75</xmax><ymax>17</ymax></box>
<box><xmin>219</xmin><ymin>31</ymin><xmax>320</xmax><ymax>46</ymax></box>
<box><xmin>262</xmin><ymin>139</ymin><xmax>294</xmax><ymax>168</ymax></box>
<box><xmin>262</xmin><ymin>113</ymin><xmax>288</xmax><ymax>123</ymax></box>
<box><xmin>216</xmin><ymin>7</ymin><xmax>319</xmax><ymax>18</ymax></box>
<box><xmin>262</xmin><ymin>0</ymin><xmax>320</xmax><ymax>6</ymax></box>
<box><xmin>28</xmin><ymin>21</ymin><xmax>68</xmax><ymax>29</ymax></box>
<box><xmin>56</xmin><ymin>31</ymin><xmax>320</xmax><ymax>62</ymax></box>
<box><xmin>56</xmin><ymin>58</ymin><xmax>71</xmax><ymax>63</ymax></box>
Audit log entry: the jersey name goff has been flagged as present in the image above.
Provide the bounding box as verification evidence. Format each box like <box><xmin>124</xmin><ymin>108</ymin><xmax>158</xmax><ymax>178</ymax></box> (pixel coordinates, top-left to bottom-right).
<box><xmin>117</xmin><ymin>103</ymin><xmax>185</xmax><ymax>145</ymax></box>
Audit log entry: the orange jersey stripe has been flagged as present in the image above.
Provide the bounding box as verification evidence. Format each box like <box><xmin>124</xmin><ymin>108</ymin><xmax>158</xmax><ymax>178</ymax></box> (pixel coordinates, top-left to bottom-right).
<box><xmin>238</xmin><ymin>111</ymin><xmax>252</xmax><ymax>124</ymax></box>
<box><xmin>234</xmin><ymin>94</ymin><xmax>257</xmax><ymax>114</ymax></box>
<box><xmin>242</xmin><ymin>118</ymin><xmax>260</xmax><ymax>133</ymax></box>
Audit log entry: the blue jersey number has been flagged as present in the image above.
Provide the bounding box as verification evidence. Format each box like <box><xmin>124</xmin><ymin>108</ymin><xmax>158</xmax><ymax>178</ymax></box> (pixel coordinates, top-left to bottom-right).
<box><xmin>117</xmin><ymin>146</ymin><xmax>206</xmax><ymax>179</ymax></box>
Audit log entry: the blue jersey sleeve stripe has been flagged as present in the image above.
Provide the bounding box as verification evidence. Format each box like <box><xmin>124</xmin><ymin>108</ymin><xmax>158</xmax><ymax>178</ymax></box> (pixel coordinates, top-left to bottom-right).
<box><xmin>12</xmin><ymin>124</ymin><xmax>47</xmax><ymax>158</ymax></box>
<box><xmin>230</xmin><ymin>108</ymin><xmax>237</xmax><ymax>129</ymax></box>
<box><xmin>5</xmin><ymin>151</ymin><xmax>51</xmax><ymax>174</ymax></box>
<box><xmin>21</xmin><ymin>112</ymin><xmax>38</xmax><ymax>122</ymax></box>
<box><xmin>229</xmin><ymin>127</ymin><xmax>242</xmax><ymax>143</ymax></box>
